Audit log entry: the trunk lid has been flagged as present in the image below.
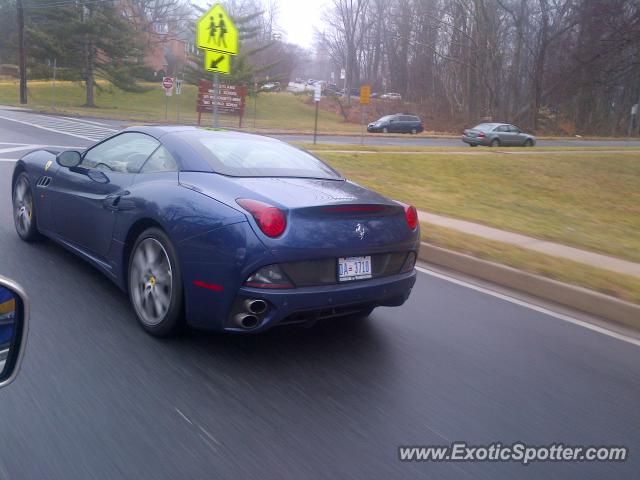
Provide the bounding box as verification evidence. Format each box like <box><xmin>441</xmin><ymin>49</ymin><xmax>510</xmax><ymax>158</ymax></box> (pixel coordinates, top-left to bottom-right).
<box><xmin>179</xmin><ymin>173</ymin><xmax>419</xmax><ymax>259</ymax></box>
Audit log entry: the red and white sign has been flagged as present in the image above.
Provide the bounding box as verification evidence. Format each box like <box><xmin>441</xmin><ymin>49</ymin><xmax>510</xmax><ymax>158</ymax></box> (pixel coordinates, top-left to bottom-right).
<box><xmin>162</xmin><ymin>77</ymin><xmax>174</xmax><ymax>96</ymax></box>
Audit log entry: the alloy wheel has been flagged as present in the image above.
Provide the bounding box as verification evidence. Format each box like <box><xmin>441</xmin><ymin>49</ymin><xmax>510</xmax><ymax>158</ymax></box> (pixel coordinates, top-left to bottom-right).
<box><xmin>130</xmin><ymin>238</ymin><xmax>173</xmax><ymax>326</ymax></box>
<box><xmin>13</xmin><ymin>177</ymin><xmax>33</xmax><ymax>237</ymax></box>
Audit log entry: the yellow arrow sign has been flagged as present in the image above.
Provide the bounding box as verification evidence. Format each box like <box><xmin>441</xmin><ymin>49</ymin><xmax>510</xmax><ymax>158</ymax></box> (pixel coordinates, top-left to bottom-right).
<box><xmin>196</xmin><ymin>4</ymin><xmax>238</xmax><ymax>56</ymax></box>
<box><xmin>204</xmin><ymin>50</ymin><xmax>231</xmax><ymax>74</ymax></box>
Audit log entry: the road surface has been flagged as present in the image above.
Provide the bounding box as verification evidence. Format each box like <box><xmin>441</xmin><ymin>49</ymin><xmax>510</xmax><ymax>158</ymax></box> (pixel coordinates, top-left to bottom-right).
<box><xmin>0</xmin><ymin>113</ymin><xmax>639</xmax><ymax>479</ymax></box>
<box><xmin>2</xmin><ymin>107</ymin><xmax>640</xmax><ymax>148</ymax></box>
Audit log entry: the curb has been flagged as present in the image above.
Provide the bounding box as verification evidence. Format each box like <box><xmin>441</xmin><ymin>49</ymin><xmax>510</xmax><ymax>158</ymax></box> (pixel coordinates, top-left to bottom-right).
<box><xmin>418</xmin><ymin>243</ymin><xmax>640</xmax><ymax>330</ymax></box>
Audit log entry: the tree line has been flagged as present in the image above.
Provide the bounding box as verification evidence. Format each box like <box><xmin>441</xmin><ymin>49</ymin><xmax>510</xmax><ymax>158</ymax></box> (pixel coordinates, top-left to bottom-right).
<box><xmin>319</xmin><ymin>0</ymin><xmax>640</xmax><ymax>134</ymax></box>
<box><xmin>0</xmin><ymin>0</ymin><xmax>305</xmax><ymax>107</ymax></box>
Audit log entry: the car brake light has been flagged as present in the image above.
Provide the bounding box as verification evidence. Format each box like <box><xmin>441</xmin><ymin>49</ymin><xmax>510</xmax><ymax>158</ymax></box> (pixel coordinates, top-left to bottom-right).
<box><xmin>404</xmin><ymin>205</ymin><xmax>418</xmax><ymax>229</ymax></box>
<box><xmin>478</xmin><ymin>132</ymin><xmax>485</xmax><ymax>138</ymax></box>
<box><xmin>237</xmin><ymin>199</ymin><xmax>286</xmax><ymax>238</ymax></box>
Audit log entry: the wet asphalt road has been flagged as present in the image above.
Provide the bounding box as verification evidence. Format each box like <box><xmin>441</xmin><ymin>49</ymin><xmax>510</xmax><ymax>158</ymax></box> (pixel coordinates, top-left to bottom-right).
<box><xmin>0</xmin><ymin>116</ymin><xmax>639</xmax><ymax>479</ymax></box>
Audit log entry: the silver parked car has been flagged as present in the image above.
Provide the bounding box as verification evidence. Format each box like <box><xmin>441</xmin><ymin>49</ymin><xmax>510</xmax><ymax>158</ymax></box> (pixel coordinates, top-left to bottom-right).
<box><xmin>462</xmin><ymin>123</ymin><xmax>535</xmax><ymax>147</ymax></box>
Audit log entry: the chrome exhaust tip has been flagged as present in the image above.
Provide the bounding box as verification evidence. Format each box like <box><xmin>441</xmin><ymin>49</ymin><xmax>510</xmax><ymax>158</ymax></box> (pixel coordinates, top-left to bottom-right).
<box><xmin>244</xmin><ymin>299</ymin><xmax>267</xmax><ymax>315</ymax></box>
<box><xmin>234</xmin><ymin>313</ymin><xmax>259</xmax><ymax>329</ymax></box>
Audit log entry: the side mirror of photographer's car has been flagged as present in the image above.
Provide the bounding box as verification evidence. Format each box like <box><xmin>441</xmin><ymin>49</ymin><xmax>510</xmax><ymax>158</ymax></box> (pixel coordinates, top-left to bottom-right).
<box><xmin>0</xmin><ymin>276</ymin><xmax>29</xmax><ymax>388</ymax></box>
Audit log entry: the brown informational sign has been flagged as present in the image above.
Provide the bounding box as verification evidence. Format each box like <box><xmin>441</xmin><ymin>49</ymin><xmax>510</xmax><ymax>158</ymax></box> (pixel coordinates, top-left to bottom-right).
<box><xmin>197</xmin><ymin>80</ymin><xmax>248</xmax><ymax>126</ymax></box>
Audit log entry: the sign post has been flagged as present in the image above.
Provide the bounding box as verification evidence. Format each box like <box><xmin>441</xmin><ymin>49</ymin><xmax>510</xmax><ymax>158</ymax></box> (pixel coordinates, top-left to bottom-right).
<box><xmin>213</xmin><ymin>73</ymin><xmax>219</xmax><ymax>128</ymax></box>
<box><xmin>196</xmin><ymin>3</ymin><xmax>239</xmax><ymax>128</ymax></box>
<box><xmin>253</xmin><ymin>81</ymin><xmax>258</xmax><ymax>128</ymax></box>
<box><xmin>162</xmin><ymin>76</ymin><xmax>174</xmax><ymax>121</ymax></box>
<box><xmin>175</xmin><ymin>78</ymin><xmax>182</xmax><ymax>123</ymax></box>
<box><xmin>313</xmin><ymin>83</ymin><xmax>321</xmax><ymax>145</ymax></box>
<box><xmin>359</xmin><ymin>84</ymin><xmax>371</xmax><ymax>145</ymax></box>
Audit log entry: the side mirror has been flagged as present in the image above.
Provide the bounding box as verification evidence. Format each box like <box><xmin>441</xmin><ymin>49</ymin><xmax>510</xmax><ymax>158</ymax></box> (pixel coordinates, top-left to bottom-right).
<box><xmin>0</xmin><ymin>276</ymin><xmax>29</xmax><ymax>389</ymax></box>
<box><xmin>56</xmin><ymin>150</ymin><xmax>82</xmax><ymax>168</ymax></box>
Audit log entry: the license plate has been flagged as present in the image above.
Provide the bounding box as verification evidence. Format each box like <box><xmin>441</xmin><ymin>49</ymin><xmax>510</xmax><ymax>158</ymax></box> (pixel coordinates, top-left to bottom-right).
<box><xmin>338</xmin><ymin>256</ymin><xmax>372</xmax><ymax>282</ymax></box>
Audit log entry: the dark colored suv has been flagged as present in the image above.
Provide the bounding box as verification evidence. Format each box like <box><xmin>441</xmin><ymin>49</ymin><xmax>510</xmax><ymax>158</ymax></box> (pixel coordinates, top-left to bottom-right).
<box><xmin>367</xmin><ymin>114</ymin><xmax>424</xmax><ymax>134</ymax></box>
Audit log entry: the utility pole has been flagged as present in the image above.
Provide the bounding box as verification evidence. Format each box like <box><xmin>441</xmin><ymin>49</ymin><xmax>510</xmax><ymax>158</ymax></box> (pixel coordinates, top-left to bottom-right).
<box><xmin>17</xmin><ymin>0</ymin><xmax>27</xmax><ymax>104</ymax></box>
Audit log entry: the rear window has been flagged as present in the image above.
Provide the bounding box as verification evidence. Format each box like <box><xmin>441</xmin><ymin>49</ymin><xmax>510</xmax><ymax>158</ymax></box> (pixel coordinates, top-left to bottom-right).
<box><xmin>184</xmin><ymin>133</ymin><xmax>342</xmax><ymax>179</ymax></box>
<box><xmin>472</xmin><ymin>123</ymin><xmax>497</xmax><ymax>132</ymax></box>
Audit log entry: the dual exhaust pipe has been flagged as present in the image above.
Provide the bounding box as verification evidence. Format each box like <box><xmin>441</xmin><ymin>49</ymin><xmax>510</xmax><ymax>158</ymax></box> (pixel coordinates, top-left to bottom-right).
<box><xmin>233</xmin><ymin>299</ymin><xmax>268</xmax><ymax>329</ymax></box>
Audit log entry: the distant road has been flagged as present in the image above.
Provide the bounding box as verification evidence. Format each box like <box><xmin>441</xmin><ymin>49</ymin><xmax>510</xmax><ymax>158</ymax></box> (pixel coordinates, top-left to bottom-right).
<box><xmin>2</xmin><ymin>106</ymin><xmax>640</xmax><ymax>148</ymax></box>
<box><xmin>274</xmin><ymin>133</ymin><xmax>640</xmax><ymax>148</ymax></box>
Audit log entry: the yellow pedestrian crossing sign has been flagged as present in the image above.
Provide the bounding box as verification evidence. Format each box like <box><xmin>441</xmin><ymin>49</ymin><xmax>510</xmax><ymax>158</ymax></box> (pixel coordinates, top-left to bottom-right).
<box><xmin>196</xmin><ymin>4</ymin><xmax>238</xmax><ymax>56</ymax></box>
<box><xmin>204</xmin><ymin>50</ymin><xmax>231</xmax><ymax>74</ymax></box>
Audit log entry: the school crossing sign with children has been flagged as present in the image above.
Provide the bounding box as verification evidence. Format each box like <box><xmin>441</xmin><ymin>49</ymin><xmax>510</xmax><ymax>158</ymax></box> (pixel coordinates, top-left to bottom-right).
<box><xmin>196</xmin><ymin>3</ymin><xmax>238</xmax><ymax>74</ymax></box>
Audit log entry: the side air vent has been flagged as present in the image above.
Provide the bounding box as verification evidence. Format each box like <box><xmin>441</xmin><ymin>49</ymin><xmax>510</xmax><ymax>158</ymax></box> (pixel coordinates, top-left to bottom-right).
<box><xmin>36</xmin><ymin>176</ymin><xmax>52</xmax><ymax>188</ymax></box>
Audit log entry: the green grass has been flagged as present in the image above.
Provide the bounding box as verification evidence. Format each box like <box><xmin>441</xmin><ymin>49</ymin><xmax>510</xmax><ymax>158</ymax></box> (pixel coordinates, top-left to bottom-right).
<box><xmin>0</xmin><ymin>80</ymin><xmax>358</xmax><ymax>133</ymax></box>
<box><xmin>316</xmin><ymin>150</ymin><xmax>640</xmax><ymax>262</ymax></box>
<box><xmin>422</xmin><ymin>222</ymin><xmax>640</xmax><ymax>304</ymax></box>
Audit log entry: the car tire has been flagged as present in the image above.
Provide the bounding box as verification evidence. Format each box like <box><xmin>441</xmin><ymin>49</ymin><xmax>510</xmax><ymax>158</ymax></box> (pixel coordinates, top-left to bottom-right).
<box><xmin>469</xmin><ymin>144</ymin><xmax>477</xmax><ymax>147</ymax></box>
<box><xmin>382</xmin><ymin>127</ymin><xmax>388</xmax><ymax>134</ymax></box>
<box><xmin>12</xmin><ymin>172</ymin><xmax>40</xmax><ymax>242</ymax></box>
<box><xmin>411</xmin><ymin>128</ymin><xmax>417</xmax><ymax>135</ymax></box>
<box><xmin>490</xmin><ymin>138</ymin><xmax>500</xmax><ymax>147</ymax></box>
<box><xmin>524</xmin><ymin>139</ymin><xmax>534</xmax><ymax>147</ymax></box>
<box><xmin>128</xmin><ymin>227</ymin><xmax>184</xmax><ymax>337</ymax></box>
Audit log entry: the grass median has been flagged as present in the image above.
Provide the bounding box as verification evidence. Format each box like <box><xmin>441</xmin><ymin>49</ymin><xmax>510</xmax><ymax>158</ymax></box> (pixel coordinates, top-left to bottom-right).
<box><xmin>422</xmin><ymin>222</ymin><xmax>640</xmax><ymax>304</ymax></box>
<box><xmin>317</xmin><ymin>150</ymin><xmax>640</xmax><ymax>263</ymax></box>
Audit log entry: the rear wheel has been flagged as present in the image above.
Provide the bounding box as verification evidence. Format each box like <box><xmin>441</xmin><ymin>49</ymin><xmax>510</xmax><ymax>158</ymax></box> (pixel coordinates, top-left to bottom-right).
<box><xmin>12</xmin><ymin>173</ymin><xmax>40</xmax><ymax>242</ymax></box>
<box><xmin>469</xmin><ymin>144</ymin><xmax>477</xmax><ymax>147</ymax></box>
<box><xmin>128</xmin><ymin>228</ymin><xmax>184</xmax><ymax>337</ymax></box>
<box><xmin>524</xmin><ymin>138</ymin><xmax>534</xmax><ymax>147</ymax></box>
<box><xmin>490</xmin><ymin>138</ymin><xmax>500</xmax><ymax>147</ymax></box>
<box><xmin>411</xmin><ymin>128</ymin><xmax>417</xmax><ymax>135</ymax></box>
<box><xmin>382</xmin><ymin>127</ymin><xmax>388</xmax><ymax>133</ymax></box>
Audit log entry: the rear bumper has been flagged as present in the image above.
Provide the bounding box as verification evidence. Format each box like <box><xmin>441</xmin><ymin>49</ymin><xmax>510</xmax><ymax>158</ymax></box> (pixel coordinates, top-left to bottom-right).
<box><xmin>462</xmin><ymin>136</ymin><xmax>488</xmax><ymax>146</ymax></box>
<box><xmin>224</xmin><ymin>269</ymin><xmax>417</xmax><ymax>333</ymax></box>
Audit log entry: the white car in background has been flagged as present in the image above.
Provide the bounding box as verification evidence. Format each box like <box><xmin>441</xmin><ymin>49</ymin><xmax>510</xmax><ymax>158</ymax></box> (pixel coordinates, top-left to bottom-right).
<box><xmin>381</xmin><ymin>92</ymin><xmax>402</xmax><ymax>101</ymax></box>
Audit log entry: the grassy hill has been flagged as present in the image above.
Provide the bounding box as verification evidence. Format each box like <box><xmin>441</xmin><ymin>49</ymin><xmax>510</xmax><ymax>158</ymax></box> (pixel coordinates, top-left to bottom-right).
<box><xmin>0</xmin><ymin>80</ymin><xmax>360</xmax><ymax>133</ymax></box>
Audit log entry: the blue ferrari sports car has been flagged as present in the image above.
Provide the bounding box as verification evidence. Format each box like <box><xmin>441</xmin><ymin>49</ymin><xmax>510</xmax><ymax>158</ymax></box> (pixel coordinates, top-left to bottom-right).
<box><xmin>12</xmin><ymin>127</ymin><xmax>419</xmax><ymax>336</ymax></box>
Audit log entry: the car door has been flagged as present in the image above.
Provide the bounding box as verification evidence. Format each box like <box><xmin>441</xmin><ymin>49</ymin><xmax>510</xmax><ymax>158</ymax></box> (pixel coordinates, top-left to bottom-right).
<box><xmin>494</xmin><ymin>124</ymin><xmax>512</xmax><ymax>145</ymax></box>
<box><xmin>51</xmin><ymin>132</ymin><xmax>160</xmax><ymax>258</ymax></box>
<box><xmin>388</xmin><ymin>116</ymin><xmax>401</xmax><ymax>133</ymax></box>
<box><xmin>509</xmin><ymin>125</ymin><xmax>527</xmax><ymax>145</ymax></box>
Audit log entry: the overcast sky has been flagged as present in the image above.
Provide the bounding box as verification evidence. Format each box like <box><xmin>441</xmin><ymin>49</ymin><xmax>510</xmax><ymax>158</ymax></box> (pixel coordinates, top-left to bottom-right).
<box><xmin>276</xmin><ymin>0</ymin><xmax>328</xmax><ymax>48</ymax></box>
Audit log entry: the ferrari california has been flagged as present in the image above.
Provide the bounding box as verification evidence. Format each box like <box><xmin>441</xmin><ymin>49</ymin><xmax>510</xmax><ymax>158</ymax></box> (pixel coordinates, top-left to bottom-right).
<box><xmin>11</xmin><ymin>127</ymin><xmax>419</xmax><ymax>336</ymax></box>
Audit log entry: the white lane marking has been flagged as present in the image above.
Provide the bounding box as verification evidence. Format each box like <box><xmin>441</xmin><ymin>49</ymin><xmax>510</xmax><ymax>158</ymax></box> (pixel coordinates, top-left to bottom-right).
<box><xmin>58</xmin><ymin>116</ymin><xmax>117</xmax><ymax>127</ymax></box>
<box><xmin>0</xmin><ymin>143</ymin><xmax>83</xmax><ymax>149</ymax></box>
<box><xmin>0</xmin><ymin>146</ymin><xmax>45</xmax><ymax>154</ymax></box>
<box><xmin>0</xmin><ymin>114</ymin><xmax>98</xmax><ymax>141</ymax></box>
<box><xmin>175</xmin><ymin>407</ymin><xmax>193</xmax><ymax>425</ymax></box>
<box><xmin>197</xmin><ymin>425</ymin><xmax>222</xmax><ymax>446</ymax></box>
<box><xmin>416</xmin><ymin>266</ymin><xmax>640</xmax><ymax>347</ymax></box>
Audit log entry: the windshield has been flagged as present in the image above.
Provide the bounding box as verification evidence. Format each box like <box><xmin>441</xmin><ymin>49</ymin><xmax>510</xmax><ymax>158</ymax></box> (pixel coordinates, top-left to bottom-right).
<box><xmin>185</xmin><ymin>133</ymin><xmax>342</xmax><ymax>179</ymax></box>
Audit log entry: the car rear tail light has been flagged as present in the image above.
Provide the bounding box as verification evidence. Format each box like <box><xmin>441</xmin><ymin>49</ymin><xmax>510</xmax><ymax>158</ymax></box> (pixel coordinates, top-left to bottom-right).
<box><xmin>478</xmin><ymin>132</ymin><xmax>485</xmax><ymax>138</ymax></box>
<box><xmin>236</xmin><ymin>199</ymin><xmax>286</xmax><ymax>238</ymax></box>
<box><xmin>245</xmin><ymin>265</ymin><xmax>294</xmax><ymax>289</ymax></box>
<box><xmin>404</xmin><ymin>204</ymin><xmax>418</xmax><ymax>229</ymax></box>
